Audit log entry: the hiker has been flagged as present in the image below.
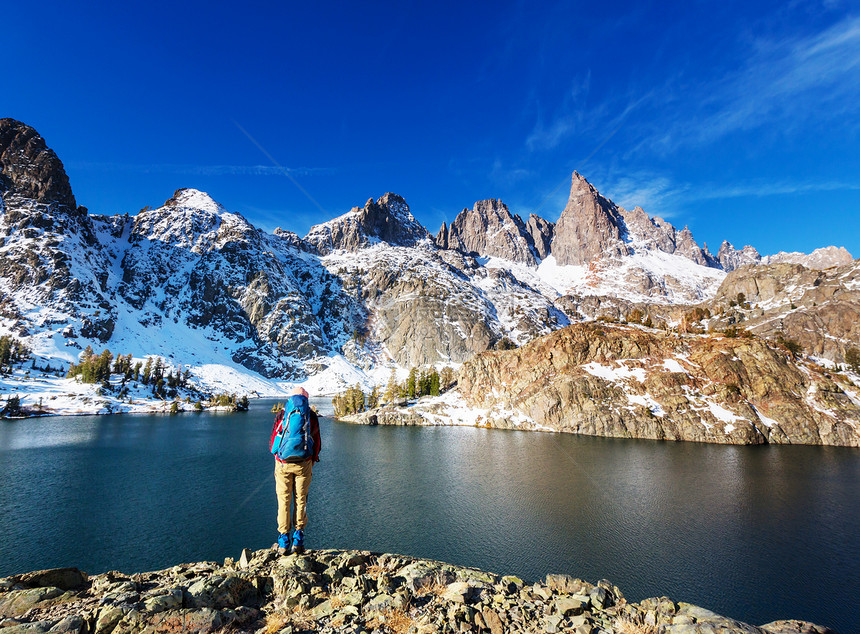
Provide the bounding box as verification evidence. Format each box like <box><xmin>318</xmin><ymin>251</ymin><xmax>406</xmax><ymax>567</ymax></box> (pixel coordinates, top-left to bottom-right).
<box><xmin>269</xmin><ymin>386</ymin><xmax>321</xmax><ymax>555</ymax></box>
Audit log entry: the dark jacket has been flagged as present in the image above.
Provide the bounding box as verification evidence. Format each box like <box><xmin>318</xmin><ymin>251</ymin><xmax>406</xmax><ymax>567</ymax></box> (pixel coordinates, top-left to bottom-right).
<box><xmin>270</xmin><ymin>409</ymin><xmax>321</xmax><ymax>463</ymax></box>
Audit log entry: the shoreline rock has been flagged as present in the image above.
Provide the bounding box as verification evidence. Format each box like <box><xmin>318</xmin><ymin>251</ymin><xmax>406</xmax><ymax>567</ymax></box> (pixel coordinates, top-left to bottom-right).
<box><xmin>0</xmin><ymin>549</ymin><xmax>833</xmax><ymax>634</ymax></box>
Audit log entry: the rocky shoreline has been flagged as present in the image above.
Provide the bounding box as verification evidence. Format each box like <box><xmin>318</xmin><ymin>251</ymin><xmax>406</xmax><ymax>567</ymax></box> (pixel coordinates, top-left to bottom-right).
<box><xmin>0</xmin><ymin>548</ymin><xmax>833</xmax><ymax>634</ymax></box>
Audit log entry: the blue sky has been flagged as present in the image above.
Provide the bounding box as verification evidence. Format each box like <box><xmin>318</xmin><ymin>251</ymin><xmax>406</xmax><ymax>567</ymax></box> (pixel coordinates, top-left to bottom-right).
<box><xmin>4</xmin><ymin>0</ymin><xmax>860</xmax><ymax>257</ymax></box>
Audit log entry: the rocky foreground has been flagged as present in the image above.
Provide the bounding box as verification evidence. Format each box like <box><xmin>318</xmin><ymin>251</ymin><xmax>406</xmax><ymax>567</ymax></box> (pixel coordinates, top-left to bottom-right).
<box><xmin>0</xmin><ymin>549</ymin><xmax>833</xmax><ymax>634</ymax></box>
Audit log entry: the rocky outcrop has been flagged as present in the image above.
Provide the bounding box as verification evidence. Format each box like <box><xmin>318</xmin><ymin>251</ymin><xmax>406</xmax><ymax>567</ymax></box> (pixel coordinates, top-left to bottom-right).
<box><xmin>305</xmin><ymin>193</ymin><xmax>429</xmax><ymax>254</ymax></box>
<box><xmin>551</xmin><ymin>172</ymin><xmax>629</xmax><ymax>266</ymax></box>
<box><xmin>763</xmin><ymin>246</ymin><xmax>854</xmax><ymax>270</ymax></box>
<box><xmin>526</xmin><ymin>213</ymin><xmax>554</xmax><ymax>259</ymax></box>
<box><xmin>457</xmin><ymin>322</ymin><xmax>860</xmax><ymax>446</ymax></box>
<box><xmin>718</xmin><ymin>241</ymin><xmax>762</xmax><ymax>272</ymax></box>
<box><xmin>0</xmin><ymin>118</ymin><xmax>77</xmax><ymax>211</ymax></box>
<box><xmin>0</xmin><ymin>550</ymin><xmax>831</xmax><ymax>634</ymax></box>
<box><xmin>441</xmin><ymin>199</ymin><xmax>538</xmax><ymax>265</ymax></box>
<box><xmin>709</xmin><ymin>260</ymin><xmax>860</xmax><ymax>363</ymax></box>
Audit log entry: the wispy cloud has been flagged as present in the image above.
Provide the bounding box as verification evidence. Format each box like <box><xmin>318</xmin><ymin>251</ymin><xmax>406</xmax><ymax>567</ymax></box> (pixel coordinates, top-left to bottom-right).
<box><xmin>600</xmin><ymin>171</ymin><xmax>860</xmax><ymax>219</ymax></box>
<box><xmin>653</xmin><ymin>14</ymin><xmax>860</xmax><ymax>149</ymax></box>
<box><xmin>67</xmin><ymin>162</ymin><xmax>332</xmax><ymax>177</ymax></box>
<box><xmin>526</xmin><ymin>72</ymin><xmax>592</xmax><ymax>151</ymax></box>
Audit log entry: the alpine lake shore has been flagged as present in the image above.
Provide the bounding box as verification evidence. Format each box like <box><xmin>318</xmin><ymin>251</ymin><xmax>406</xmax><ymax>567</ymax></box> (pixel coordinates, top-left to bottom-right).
<box><xmin>0</xmin><ymin>547</ymin><xmax>833</xmax><ymax>634</ymax></box>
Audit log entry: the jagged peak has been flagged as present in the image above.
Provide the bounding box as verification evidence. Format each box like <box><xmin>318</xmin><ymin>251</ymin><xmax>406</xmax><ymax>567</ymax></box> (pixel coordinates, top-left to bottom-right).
<box><xmin>162</xmin><ymin>188</ymin><xmax>227</xmax><ymax>215</ymax></box>
<box><xmin>0</xmin><ymin>118</ymin><xmax>77</xmax><ymax>211</ymax></box>
<box><xmin>304</xmin><ymin>192</ymin><xmax>429</xmax><ymax>254</ymax></box>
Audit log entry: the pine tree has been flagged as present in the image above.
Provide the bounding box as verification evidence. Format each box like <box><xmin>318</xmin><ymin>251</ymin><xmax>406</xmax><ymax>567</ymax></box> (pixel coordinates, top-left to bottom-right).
<box><xmin>417</xmin><ymin>369</ymin><xmax>429</xmax><ymax>396</ymax></box>
<box><xmin>142</xmin><ymin>357</ymin><xmax>153</xmax><ymax>385</ymax></box>
<box><xmin>384</xmin><ymin>368</ymin><xmax>399</xmax><ymax>403</ymax></box>
<box><xmin>153</xmin><ymin>357</ymin><xmax>164</xmax><ymax>383</ymax></box>
<box><xmin>352</xmin><ymin>383</ymin><xmax>365</xmax><ymax>413</ymax></box>
<box><xmin>368</xmin><ymin>385</ymin><xmax>380</xmax><ymax>409</ymax></box>
<box><xmin>429</xmin><ymin>368</ymin><xmax>440</xmax><ymax>396</ymax></box>
<box><xmin>97</xmin><ymin>350</ymin><xmax>113</xmax><ymax>382</ymax></box>
<box><xmin>406</xmin><ymin>367</ymin><xmax>418</xmax><ymax>399</ymax></box>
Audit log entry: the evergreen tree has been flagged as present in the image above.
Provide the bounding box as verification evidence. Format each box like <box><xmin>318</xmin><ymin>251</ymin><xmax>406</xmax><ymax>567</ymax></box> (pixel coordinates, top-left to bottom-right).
<box><xmin>153</xmin><ymin>357</ymin><xmax>164</xmax><ymax>383</ymax></box>
<box><xmin>368</xmin><ymin>385</ymin><xmax>380</xmax><ymax>409</ymax></box>
<box><xmin>142</xmin><ymin>357</ymin><xmax>153</xmax><ymax>385</ymax></box>
<box><xmin>384</xmin><ymin>368</ymin><xmax>399</xmax><ymax>403</ymax></box>
<box><xmin>429</xmin><ymin>369</ymin><xmax>440</xmax><ymax>396</ymax></box>
<box><xmin>133</xmin><ymin>361</ymin><xmax>142</xmax><ymax>382</ymax></box>
<box><xmin>418</xmin><ymin>368</ymin><xmax>430</xmax><ymax>396</ymax></box>
<box><xmin>352</xmin><ymin>383</ymin><xmax>365</xmax><ymax>413</ymax></box>
<box><xmin>406</xmin><ymin>367</ymin><xmax>418</xmax><ymax>399</ymax></box>
<box><xmin>97</xmin><ymin>350</ymin><xmax>113</xmax><ymax>382</ymax></box>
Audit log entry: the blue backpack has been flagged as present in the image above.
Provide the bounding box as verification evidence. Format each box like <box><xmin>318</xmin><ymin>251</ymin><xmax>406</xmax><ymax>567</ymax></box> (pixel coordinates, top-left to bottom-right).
<box><xmin>271</xmin><ymin>395</ymin><xmax>314</xmax><ymax>462</ymax></box>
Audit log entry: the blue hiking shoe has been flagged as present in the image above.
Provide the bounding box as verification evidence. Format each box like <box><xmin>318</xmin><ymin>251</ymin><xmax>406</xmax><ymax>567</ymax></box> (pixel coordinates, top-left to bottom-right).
<box><xmin>291</xmin><ymin>529</ymin><xmax>305</xmax><ymax>555</ymax></box>
<box><xmin>276</xmin><ymin>531</ymin><xmax>292</xmax><ymax>555</ymax></box>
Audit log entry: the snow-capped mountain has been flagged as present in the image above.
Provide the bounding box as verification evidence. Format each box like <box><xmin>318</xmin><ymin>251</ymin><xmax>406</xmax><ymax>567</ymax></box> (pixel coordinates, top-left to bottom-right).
<box><xmin>0</xmin><ymin>118</ymin><xmax>855</xmax><ymax>394</ymax></box>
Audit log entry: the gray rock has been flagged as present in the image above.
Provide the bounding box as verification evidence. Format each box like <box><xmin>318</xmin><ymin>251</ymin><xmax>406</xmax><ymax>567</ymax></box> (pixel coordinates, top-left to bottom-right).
<box><xmin>142</xmin><ymin>589</ymin><xmax>182</xmax><ymax>613</ymax></box>
<box><xmin>47</xmin><ymin>615</ymin><xmax>84</xmax><ymax>633</ymax></box>
<box><xmin>543</xmin><ymin>614</ymin><xmax>563</xmax><ymax>633</ymax></box>
<box><xmin>14</xmin><ymin>569</ymin><xmax>87</xmax><ymax>591</ymax></box>
<box><xmin>589</xmin><ymin>586</ymin><xmax>608</xmax><ymax>609</ymax></box>
<box><xmin>555</xmin><ymin>596</ymin><xmax>587</xmax><ymax>616</ymax></box>
<box><xmin>94</xmin><ymin>606</ymin><xmax>127</xmax><ymax>634</ymax></box>
<box><xmin>0</xmin><ymin>621</ymin><xmax>54</xmax><ymax>634</ymax></box>
<box><xmin>0</xmin><ymin>587</ymin><xmax>64</xmax><ymax>618</ymax></box>
<box><xmin>441</xmin><ymin>582</ymin><xmax>471</xmax><ymax>604</ymax></box>
<box><xmin>365</xmin><ymin>593</ymin><xmax>405</xmax><ymax>613</ymax></box>
<box><xmin>481</xmin><ymin>608</ymin><xmax>504</xmax><ymax>634</ymax></box>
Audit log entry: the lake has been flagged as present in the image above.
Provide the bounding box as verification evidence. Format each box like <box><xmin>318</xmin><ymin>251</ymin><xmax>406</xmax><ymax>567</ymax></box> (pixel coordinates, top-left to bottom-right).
<box><xmin>0</xmin><ymin>398</ymin><xmax>857</xmax><ymax>632</ymax></box>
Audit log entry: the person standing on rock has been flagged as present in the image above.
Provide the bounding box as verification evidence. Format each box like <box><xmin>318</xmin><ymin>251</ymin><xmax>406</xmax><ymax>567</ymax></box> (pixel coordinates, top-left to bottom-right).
<box><xmin>269</xmin><ymin>386</ymin><xmax>321</xmax><ymax>555</ymax></box>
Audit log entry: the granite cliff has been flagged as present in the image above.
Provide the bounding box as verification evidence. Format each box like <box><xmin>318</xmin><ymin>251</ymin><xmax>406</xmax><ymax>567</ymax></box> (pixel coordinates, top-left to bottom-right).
<box><xmin>454</xmin><ymin>322</ymin><xmax>860</xmax><ymax>446</ymax></box>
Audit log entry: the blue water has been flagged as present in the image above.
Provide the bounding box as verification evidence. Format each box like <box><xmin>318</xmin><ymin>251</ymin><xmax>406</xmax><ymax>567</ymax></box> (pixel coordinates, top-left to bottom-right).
<box><xmin>0</xmin><ymin>398</ymin><xmax>857</xmax><ymax>632</ymax></box>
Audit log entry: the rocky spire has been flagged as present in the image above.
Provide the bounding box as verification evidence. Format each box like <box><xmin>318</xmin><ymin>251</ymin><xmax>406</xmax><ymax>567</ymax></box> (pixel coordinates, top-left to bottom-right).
<box><xmin>717</xmin><ymin>241</ymin><xmax>762</xmax><ymax>272</ymax></box>
<box><xmin>444</xmin><ymin>199</ymin><xmax>538</xmax><ymax>265</ymax></box>
<box><xmin>550</xmin><ymin>171</ymin><xmax>629</xmax><ymax>266</ymax></box>
<box><xmin>525</xmin><ymin>214</ymin><xmax>554</xmax><ymax>260</ymax></box>
<box><xmin>0</xmin><ymin>118</ymin><xmax>77</xmax><ymax>211</ymax></box>
<box><xmin>435</xmin><ymin>221</ymin><xmax>449</xmax><ymax>249</ymax></box>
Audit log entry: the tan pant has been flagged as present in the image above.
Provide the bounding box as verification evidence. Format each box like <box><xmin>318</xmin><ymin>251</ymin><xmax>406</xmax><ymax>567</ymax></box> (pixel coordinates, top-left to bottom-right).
<box><xmin>275</xmin><ymin>459</ymin><xmax>313</xmax><ymax>534</ymax></box>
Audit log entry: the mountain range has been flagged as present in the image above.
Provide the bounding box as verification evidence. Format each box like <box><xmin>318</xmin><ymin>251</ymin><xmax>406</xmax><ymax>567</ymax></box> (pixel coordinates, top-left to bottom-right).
<box><xmin>1</xmin><ymin>117</ymin><xmax>857</xmax><ymax>396</ymax></box>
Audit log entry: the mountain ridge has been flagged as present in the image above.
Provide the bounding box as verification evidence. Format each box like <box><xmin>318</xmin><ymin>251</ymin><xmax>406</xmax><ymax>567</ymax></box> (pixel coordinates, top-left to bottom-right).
<box><xmin>1</xmin><ymin>118</ymin><xmax>856</xmax><ymax>398</ymax></box>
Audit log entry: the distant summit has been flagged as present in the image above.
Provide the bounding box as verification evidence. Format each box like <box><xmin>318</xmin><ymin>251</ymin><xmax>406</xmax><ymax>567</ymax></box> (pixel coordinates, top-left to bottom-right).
<box><xmin>305</xmin><ymin>193</ymin><xmax>429</xmax><ymax>254</ymax></box>
<box><xmin>436</xmin><ymin>198</ymin><xmax>538</xmax><ymax>265</ymax></box>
